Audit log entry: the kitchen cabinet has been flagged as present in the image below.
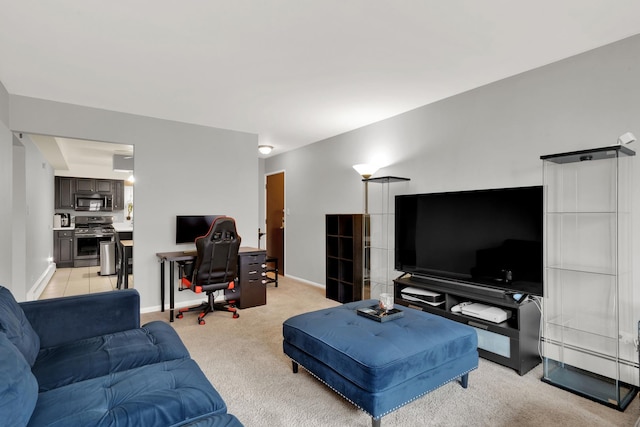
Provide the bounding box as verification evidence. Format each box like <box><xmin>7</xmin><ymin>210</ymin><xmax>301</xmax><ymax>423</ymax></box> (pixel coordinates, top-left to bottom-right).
<box><xmin>113</xmin><ymin>180</ymin><xmax>124</xmax><ymax>209</ymax></box>
<box><xmin>76</xmin><ymin>178</ymin><xmax>112</xmax><ymax>193</ymax></box>
<box><xmin>54</xmin><ymin>177</ymin><xmax>126</xmax><ymax>211</ymax></box>
<box><xmin>55</xmin><ymin>177</ymin><xmax>75</xmax><ymax>209</ymax></box>
<box><xmin>54</xmin><ymin>230</ymin><xmax>74</xmax><ymax>268</ymax></box>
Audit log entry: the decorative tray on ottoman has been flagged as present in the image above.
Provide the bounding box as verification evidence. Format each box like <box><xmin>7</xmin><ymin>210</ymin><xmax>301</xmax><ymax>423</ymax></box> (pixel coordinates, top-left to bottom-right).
<box><xmin>356</xmin><ymin>305</ymin><xmax>404</xmax><ymax>322</ymax></box>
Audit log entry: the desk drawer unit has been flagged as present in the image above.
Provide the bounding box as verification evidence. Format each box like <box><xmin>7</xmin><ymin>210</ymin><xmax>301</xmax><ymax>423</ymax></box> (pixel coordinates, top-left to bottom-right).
<box><xmin>238</xmin><ymin>251</ymin><xmax>266</xmax><ymax>309</ymax></box>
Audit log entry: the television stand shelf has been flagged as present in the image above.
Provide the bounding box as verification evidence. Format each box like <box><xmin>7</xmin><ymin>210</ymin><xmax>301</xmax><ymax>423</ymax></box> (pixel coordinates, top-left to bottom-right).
<box><xmin>393</xmin><ymin>275</ymin><xmax>541</xmax><ymax>376</ymax></box>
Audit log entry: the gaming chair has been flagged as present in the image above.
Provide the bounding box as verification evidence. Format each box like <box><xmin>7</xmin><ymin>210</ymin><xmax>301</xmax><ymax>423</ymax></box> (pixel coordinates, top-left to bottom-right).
<box><xmin>177</xmin><ymin>216</ymin><xmax>241</xmax><ymax>324</ymax></box>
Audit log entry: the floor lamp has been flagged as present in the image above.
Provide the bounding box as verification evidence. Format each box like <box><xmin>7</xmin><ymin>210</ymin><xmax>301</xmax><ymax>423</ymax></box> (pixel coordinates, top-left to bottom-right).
<box><xmin>352</xmin><ymin>164</ymin><xmax>379</xmax><ymax>213</ymax></box>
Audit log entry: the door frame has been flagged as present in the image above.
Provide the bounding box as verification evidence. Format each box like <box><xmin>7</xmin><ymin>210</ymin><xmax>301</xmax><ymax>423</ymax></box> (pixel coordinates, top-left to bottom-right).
<box><xmin>265</xmin><ymin>170</ymin><xmax>285</xmax><ymax>274</ymax></box>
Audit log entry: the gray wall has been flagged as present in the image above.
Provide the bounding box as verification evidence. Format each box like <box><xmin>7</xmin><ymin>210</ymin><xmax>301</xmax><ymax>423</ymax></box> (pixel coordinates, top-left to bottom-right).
<box><xmin>12</xmin><ymin>133</ymin><xmax>56</xmax><ymax>302</ymax></box>
<box><xmin>3</xmin><ymin>94</ymin><xmax>259</xmax><ymax>309</ymax></box>
<box><xmin>265</xmin><ymin>34</ymin><xmax>640</xmax><ymax>287</ymax></box>
<box><xmin>0</xmin><ymin>84</ymin><xmax>55</xmax><ymax>301</ymax></box>
<box><xmin>0</xmin><ymin>81</ymin><xmax>12</xmax><ymax>290</ymax></box>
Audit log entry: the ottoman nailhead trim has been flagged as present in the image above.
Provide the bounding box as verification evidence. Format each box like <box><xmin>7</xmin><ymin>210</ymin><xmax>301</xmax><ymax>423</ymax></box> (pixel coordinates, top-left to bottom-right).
<box><xmin>289</xmin><ymin>357</ymin><xmax>475</xmax><ymax>420</ymax></box>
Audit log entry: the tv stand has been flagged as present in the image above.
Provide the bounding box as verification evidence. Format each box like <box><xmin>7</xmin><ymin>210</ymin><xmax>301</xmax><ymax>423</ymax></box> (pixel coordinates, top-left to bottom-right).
<box><xmin>394</xmin><ymin>274</ymin><xmax>541</xmax><ymax>376</ymax></box>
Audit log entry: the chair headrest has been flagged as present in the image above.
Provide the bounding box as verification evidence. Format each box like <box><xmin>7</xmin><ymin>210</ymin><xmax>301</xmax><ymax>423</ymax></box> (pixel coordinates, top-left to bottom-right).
<box><xmin>196</xmin><ymin>216</ymin><xmax>240</xmax><ymax>244</ymax></box>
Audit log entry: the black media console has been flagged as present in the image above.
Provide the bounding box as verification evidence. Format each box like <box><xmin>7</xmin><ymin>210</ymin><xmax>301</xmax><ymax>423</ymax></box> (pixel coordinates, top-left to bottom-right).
<box><xmin>394</xmin><ymin>274</ymin><xmax>541</xmax><ymax>376</ymax></box>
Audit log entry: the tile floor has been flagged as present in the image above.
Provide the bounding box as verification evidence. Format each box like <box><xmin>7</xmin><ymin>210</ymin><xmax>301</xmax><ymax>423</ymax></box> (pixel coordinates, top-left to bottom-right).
<box><xmin>39</xmin><ymin>266</ymin><xmax>133</xmax><ymax>299</ymax></box>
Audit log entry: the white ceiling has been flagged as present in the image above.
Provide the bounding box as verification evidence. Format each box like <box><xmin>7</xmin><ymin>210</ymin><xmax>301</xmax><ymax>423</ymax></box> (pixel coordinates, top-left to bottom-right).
<box><xmin>30</xmin><ymin>134</ymin><xmax>134</xmax><ymax>180</ymax></box>
<box><xmin>2</xmin><ymin>1</ymin><xmax>640</xmax><ymax>160</ymax></box>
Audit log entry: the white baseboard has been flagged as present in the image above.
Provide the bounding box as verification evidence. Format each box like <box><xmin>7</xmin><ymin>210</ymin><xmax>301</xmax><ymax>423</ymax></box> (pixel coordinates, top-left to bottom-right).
<box><xmin>140</xmin><ymin>277</ymin><xmax>325</xmax><ymax>314</ymax></box>
<box><xmin>283</xmin><ymin>274</ymin><xmax>324</xmax><ymax>289</ymax></box>
<box><xmin>27</xmin><ymin>262</ymin><xmax>56</xmax><ymax>301</ymax></box>
<box><xmin>140</xmin><ymin>297</ymin><xmax>206</xmax><ymax>314</ymax></box>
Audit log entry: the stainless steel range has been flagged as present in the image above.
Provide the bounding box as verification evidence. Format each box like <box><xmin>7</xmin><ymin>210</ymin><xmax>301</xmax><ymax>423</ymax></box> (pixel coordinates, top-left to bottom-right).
<box><xmin>74</xmin><ymin>216</ymin><xmax>115</xmax><ymax>267</ymax></box>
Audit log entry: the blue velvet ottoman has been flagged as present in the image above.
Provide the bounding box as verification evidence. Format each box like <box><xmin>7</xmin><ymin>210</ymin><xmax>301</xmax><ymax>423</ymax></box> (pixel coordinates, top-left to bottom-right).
<box><xmin>283</xmin><ymin>300</ymin><xmax>478</xmax><ymax>426</ymax></box>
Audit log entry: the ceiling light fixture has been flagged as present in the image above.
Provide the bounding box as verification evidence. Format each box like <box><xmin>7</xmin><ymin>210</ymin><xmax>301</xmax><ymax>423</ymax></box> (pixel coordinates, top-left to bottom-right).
<box><xmin>258</xmin><ymin>145</ymin><xmax>273</xmax><ymax>155</ymax></box>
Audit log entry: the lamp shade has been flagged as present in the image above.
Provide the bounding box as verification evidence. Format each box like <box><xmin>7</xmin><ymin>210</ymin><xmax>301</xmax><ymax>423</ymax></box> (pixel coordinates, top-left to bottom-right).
<box><xmin>352</xmin><ymin>164</ymin><xmax>379</xmax><ymax>179</ymax></box>
<box><xmin>258</xmin><ymin>145</ymin><xmax>273</xmax><ymax>154</ymax></box>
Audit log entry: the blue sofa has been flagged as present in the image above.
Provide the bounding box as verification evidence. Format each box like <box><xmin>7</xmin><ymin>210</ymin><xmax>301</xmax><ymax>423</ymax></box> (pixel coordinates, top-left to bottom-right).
<box><xmin>0</xmin><ymin>286</ymin><xmax>243</xmax><ymax>427</ymax></box>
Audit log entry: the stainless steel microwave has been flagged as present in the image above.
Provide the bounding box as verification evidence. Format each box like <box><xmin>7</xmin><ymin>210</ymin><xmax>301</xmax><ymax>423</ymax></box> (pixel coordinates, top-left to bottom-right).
<box><xmin>74</xmin><ymin>193</ymin><xmax>113</xmax><ymax>211</ymax></box>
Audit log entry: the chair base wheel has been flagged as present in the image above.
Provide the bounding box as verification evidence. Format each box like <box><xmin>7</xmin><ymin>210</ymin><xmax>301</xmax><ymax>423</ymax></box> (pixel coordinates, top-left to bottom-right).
<box><xmin>233</xmin><ymin>312</ymin><xmax>240</xmax><ymax>319</ymax></box>
<box><xmin>198</xmin><ymin>318</ymin><xmax>206</xmax><ymax>325</ymax></box>
<box><xmin>176</xmin><ymin>313</ymin><xmax>183</xmax><ymax>319</ymax></box>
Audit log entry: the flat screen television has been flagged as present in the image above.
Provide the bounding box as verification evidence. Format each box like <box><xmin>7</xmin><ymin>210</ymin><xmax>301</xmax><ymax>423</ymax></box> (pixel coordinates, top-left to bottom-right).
<box><xmin>395</xmin><ymin>186</ymin><xmax>543</xmax><ymax>296</ymax></box>
<box><xmin>175</xmin><ymin>215</ymin><xmax>223</xmax><ymax>244</ymax></box>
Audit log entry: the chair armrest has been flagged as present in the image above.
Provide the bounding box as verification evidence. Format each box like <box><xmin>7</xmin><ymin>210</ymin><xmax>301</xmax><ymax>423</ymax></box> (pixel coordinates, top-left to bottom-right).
<box><xmin>20</xmin><ymin>289</ymin><xmax>141</xmax><ymax>349</ymax></box>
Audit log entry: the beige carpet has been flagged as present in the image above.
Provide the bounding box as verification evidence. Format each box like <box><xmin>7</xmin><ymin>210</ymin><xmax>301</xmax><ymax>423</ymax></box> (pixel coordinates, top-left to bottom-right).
<box><xmin>141</xmin><ymin>276</ymin><xmax>640</xmax><ymax>427</ymax></box>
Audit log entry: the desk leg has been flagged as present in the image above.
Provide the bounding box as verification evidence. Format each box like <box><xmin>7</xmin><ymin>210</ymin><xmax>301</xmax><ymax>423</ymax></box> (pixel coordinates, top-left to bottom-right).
<box><xmin>124</xmin><ymin>251</ymin><xmax>129</xmax><ymax>289</ymax></box>
<box><xmin>160</xmin><ymin>260</ymin><xmax>165</xmax><ymax>312</ymax></box>
<box><xmin>169</xmin><ymin>260</ymin><xmax>175</xmax><ymax>322</ymax></box>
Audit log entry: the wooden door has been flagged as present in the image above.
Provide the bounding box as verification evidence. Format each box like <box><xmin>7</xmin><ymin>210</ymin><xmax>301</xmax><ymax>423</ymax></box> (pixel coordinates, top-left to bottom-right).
<box><xmin>266</xmin><ymin>172</ymin><xmax>285</xmax><ymax>274</ymax></box>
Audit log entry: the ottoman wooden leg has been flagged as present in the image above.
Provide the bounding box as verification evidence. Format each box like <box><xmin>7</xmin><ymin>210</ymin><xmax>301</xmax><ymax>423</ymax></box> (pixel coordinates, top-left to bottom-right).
<box><xmin>460</xmin><ymin>372</ymin><xmax>469</xmax><ymax>388</ymax></box>
<box><xmin>292</xmin><ymin>361</ymin><xmax>299</xmax><ymax>373</ymax></box>
<box><xmin>372</xmin><ymin>417</ymin><xmax>381</xmax><ymax>427</ymax></box>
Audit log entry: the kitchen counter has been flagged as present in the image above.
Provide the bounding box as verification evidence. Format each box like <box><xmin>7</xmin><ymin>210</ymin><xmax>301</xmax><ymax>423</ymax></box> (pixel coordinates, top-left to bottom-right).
<box><xmin>113</xmin><ymin>223</ymin><xmax>133</xmax><ymax>233</ymax></box>
<box><xmin>53</xmin><ymin>223</ymin><xmax>132</xmax><ymax>232</ymax></box>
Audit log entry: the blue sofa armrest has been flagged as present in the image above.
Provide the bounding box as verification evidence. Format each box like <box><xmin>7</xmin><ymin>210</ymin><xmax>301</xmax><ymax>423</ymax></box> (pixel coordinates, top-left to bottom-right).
<box><xmin>20</xmin><ymin>289</ymin><xmax>141</xmax><ymax>349</ymax></box>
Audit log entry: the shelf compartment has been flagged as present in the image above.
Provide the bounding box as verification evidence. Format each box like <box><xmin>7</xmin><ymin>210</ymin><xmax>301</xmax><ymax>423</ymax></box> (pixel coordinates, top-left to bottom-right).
<box><xmin>339</xmin><ymin>282</ymin><xmax>354</xmax><ymax>302</ymax></box>
<box><xmin>542</xmin><ymin>358</ymin><xmax>637</xmax><ymax>411</ymax></box>
<box><xmin>544</xmin><ymin>269</ymin><xmax>618</xmax><ymax>338</ymax></box>
<box><xmin>543</xmin><ymin>323</ymin><xmax>618</xmax><ymax>359</ymax></box>
<box><xmin>326</xmin><ymin>257</ymin><xmax>339</xmax><ymax>280</ymax></box>
<box><xmin>326</xmin><ymin>279</ymin><xmax>340</xmax><ymax>301</ymax></box>
<box><xmin>338</xmin><ymin>216</ymin><xmax>353</xmax><ymax>236</ymax></box>
<box><xmin>326</xmin><ymin>236</ymin><xmax>339</xmax><ymax>257</ymax></box>
<box><xmin>339</xmin><ymin>259</ymin><xmax>354</xmax><ymax>283</ymax></box>
<box><xmin>546</xmin><ymin>213</ymin><xmax>617</xmax><ymax>275</ymax></box>
<box><xmin>544</xmin><ymin>155</ymin><xmax>618</xmax><ymax>213</ymax></box>
<box><xmin>339</xmin><ymin>237</ymin><xmax>354</xmax><ymax>259</ymax></box>
<box><xmin>326</xmin><ymin>216</ymin><xmax>339</xmax><ymax>236</ymax></box>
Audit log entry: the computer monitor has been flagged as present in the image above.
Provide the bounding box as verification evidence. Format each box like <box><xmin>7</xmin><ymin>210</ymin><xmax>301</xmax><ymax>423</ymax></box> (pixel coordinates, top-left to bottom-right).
<box><xmin>175</xmin><ymin>215</ymin><xmax>223</xmax><ymax>244</ymax></box>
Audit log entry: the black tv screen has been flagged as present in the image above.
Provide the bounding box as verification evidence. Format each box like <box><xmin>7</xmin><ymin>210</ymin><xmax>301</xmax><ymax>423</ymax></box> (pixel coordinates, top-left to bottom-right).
<box><xmin>175</xmin><ymin>215</ymin><xmax>223</xmax><ymax>244</ymax></box>
<box><xmin>395</xmin><ymin>186</ymin><xmax>543</xmax><ymax>296</ymax></box>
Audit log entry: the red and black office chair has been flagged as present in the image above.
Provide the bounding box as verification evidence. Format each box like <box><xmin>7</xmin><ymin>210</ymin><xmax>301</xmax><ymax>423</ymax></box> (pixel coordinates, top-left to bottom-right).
<box><xmin>177</xmin><ymin>216</ymin><xmax>241</xmax><ymax>325</ymax></box>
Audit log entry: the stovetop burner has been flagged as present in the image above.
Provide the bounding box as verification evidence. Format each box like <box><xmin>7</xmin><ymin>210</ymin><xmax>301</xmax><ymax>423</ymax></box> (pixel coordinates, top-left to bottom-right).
<box><xmin>75</xmin><ymin>216</ymin><xmax>115</xmax><ymax>236</ymax></box>
<box><xmin>75</xmin><ymin>226</ymin><xmax>114</xmax><ymax>236</ymax></box>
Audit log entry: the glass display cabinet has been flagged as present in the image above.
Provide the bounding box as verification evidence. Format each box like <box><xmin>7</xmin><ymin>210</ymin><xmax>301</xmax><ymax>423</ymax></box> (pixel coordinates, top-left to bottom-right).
<box><xmin>541</xmin><ymin>145</ymin><xmax>637</xmax><ymax>410</ymax></box>
<box><xmin>364</xmin><ymin>176</ymin><xmax>410</xmax><ymax>299</ymax></box>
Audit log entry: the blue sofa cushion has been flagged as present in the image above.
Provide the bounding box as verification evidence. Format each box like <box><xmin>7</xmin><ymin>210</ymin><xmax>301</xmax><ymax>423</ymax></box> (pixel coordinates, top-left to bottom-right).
<box><xmin>283</xmin><ymin>300</ymin><xmax>478</xmax><ymax>392</ymax></box>
<box><xmin>32</xmin><ymin>320</ymin><xmax>191</xmax><ymax>391</ymax></box>
<box><xmin>178</xmin><ymin>413</ymin><xmax>244</xmax><ymax>427</ymax></box>
<box><xmin>0</xmin><ymin>286</ymin><xmax>40</xmax><ymax>366</ymax></box>
<box><xmin>21</xmin><ymin>289</ymin><xmax>141</xmax><ymax>350</ymax></box>
<box><xmin>0</xmin><ymin>332</ymin><xmax>38</xmax><ymax>426</ymax></box>
<box><xmin>28</xmin><ymin>358</ymin><xmax>228</xmax><ymax>427</ymax></box>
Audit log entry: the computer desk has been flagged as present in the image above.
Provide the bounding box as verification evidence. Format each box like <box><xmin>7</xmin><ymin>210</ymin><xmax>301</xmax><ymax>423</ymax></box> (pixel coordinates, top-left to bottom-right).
<box><xmin>156</xmin><ymin>247</ymin><xmax>266</xmax><ymax>322</ymax></box>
